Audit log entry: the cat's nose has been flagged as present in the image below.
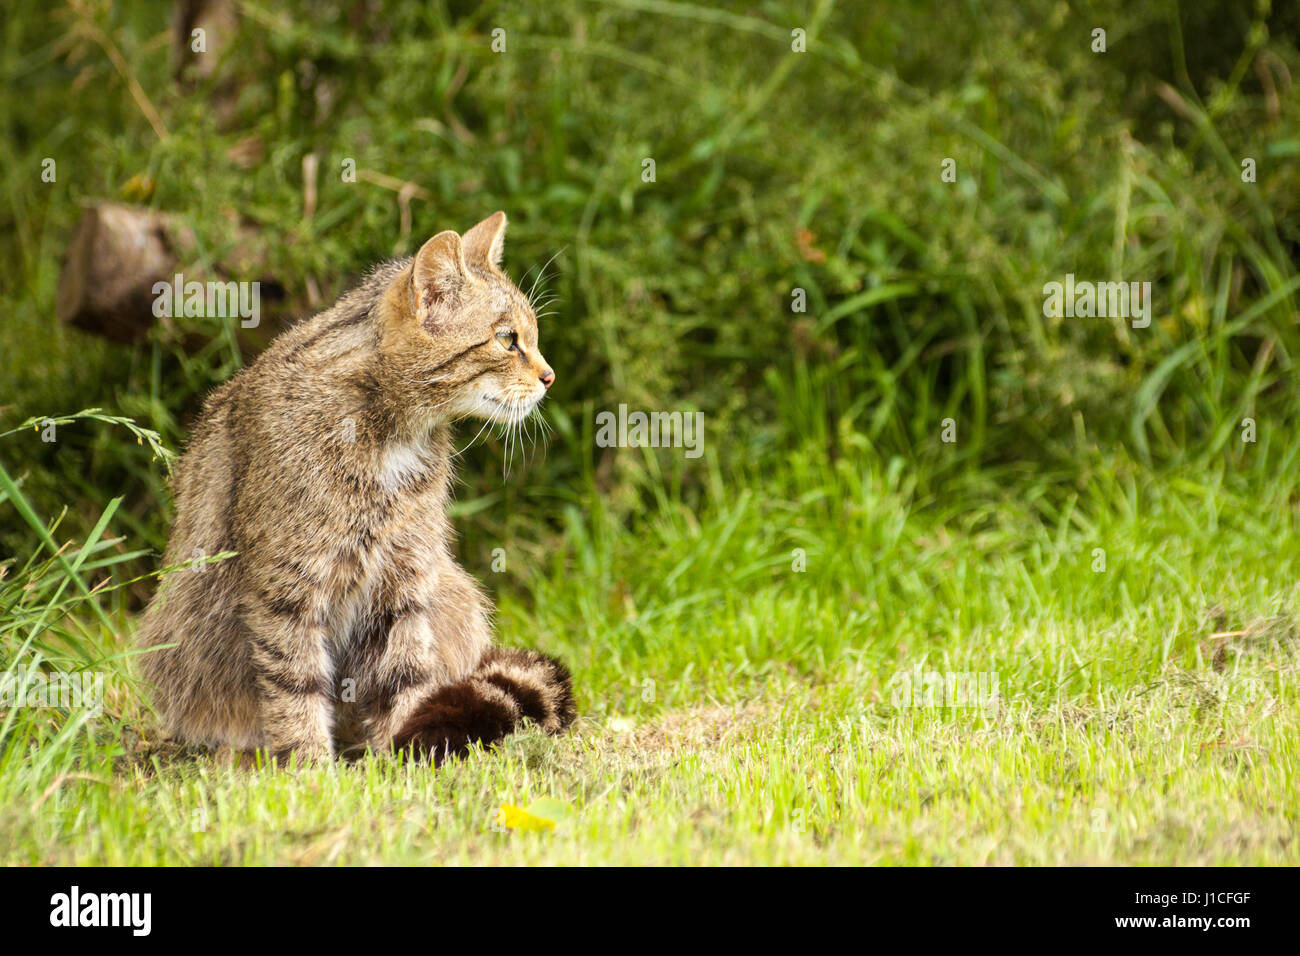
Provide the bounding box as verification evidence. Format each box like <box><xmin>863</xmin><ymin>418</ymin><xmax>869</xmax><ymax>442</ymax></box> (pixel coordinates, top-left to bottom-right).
<box><xmin>539</xmin><ymin>368</ymin><xmax>555</xmax><ymax>389</ymax></box>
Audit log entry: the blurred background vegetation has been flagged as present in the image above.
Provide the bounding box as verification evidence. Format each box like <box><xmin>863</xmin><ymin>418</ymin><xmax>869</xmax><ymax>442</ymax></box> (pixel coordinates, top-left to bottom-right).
<box><xmin>1</xmin><ymin>0</ymin><xmax>1297</xmax><ymax>598</ymax></box>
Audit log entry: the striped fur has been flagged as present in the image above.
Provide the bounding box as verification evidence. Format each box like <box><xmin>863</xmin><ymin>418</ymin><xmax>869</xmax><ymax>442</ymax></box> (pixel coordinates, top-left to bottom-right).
<box><xmin>392</xmin><ymin>648</ymin><xmax>576</xmax><ymax>763</ymax></box>
<box><xmin>136</xmin><ymin>213</ymin><xmax>575</xmax><ymax>763</ymax></box>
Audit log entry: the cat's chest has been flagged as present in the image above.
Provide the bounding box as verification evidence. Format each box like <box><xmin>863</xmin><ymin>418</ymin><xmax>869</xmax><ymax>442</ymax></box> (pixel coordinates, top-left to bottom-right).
<box><xmin>320</xmin><ymin>436</ymin><xmax>451</xmax><ymax>635</ymax></box>
<box><xmin>336</xmin><ymin>438</ymin><xmax>449</xmax><ymax>571</ymax></box>
<box><xmin>377</xmin><ymin>440</ymin><xmax>430</xmax><ymax>493</ymax></box>
<box><xmin>363</xmin><ymin>434</ymin><xmax>452</xmax><ymax>507</ymax></box>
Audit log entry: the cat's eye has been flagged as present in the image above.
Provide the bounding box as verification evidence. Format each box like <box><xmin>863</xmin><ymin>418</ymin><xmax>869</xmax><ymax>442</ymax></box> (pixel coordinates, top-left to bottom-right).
<box><xmin>496</xmin><ymin>330</ymin><xmax>518</xmax><ymax>351</ymax></box>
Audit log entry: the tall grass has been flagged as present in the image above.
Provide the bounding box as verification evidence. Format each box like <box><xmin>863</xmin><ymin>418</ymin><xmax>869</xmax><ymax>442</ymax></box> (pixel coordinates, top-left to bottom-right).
<box><xmin>0</xmin><ymin>412</ymin><xmax>175</xmax><ymax>817</ymax></box>
<box><xmin>3</xmin><ymin>1</ymin><xmax>1298</xmax><ymax>561</ymax></box>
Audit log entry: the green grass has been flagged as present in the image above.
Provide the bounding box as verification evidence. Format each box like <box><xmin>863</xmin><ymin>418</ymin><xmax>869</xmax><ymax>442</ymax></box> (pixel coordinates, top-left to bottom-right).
<box><xmin>2</xmin><ymin>423</ymin><xmax>1296</xmax><ymax>864</ymax></box>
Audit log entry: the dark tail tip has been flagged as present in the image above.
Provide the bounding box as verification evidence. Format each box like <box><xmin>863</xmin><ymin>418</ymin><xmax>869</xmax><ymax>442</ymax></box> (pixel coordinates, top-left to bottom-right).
<box><xmin>477</xmin><ymin>646</ymin><xmax>578</xmax><ymax>733</ymax></box>
<box><xmin>393</xmin><ymin>647</ymin><xmax>576</xmax><ymax>763</ymax></box>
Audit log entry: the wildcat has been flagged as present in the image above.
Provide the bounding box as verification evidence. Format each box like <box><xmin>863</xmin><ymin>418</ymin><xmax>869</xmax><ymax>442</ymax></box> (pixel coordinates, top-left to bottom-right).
<box><xmin>136</xmin><ymin>212</ymin><xmax>576</xmax><ymax>763</ymax></box>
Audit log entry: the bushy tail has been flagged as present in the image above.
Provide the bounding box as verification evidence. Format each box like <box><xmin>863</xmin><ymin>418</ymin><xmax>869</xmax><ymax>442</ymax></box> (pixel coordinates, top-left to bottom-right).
<box><xmin>393</xmin><ymin>647</ymin><xmax>576</xmax><ymax>763</ymax></box>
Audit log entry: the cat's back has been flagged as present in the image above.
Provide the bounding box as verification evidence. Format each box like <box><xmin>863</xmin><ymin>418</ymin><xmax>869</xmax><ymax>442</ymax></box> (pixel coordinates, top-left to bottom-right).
<box><xmin>163</xmin><ymin>261</ymin><xmax>403</xmax><ymax>556</ymax></box>
<box><xmin>242</xmin><ymin>258</ymin><xmax>405</xmax><ymax>395</ymax></box>
<box><xmin>182</xmin><ymin>259</ymin><xmax>409</xmax><ymax>468</ymax></box>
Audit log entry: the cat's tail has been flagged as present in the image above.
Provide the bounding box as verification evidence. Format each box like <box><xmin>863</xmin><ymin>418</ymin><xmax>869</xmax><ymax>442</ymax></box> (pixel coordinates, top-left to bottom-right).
<box><xmin>392</xmin><ymin>647</ymin><xmax>576</xmax><ymax>763</ymax></box>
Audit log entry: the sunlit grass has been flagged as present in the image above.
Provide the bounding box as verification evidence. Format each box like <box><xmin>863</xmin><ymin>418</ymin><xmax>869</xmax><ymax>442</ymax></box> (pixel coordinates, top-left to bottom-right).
<box><xmin>2</xmin><ymin>439</ymin><xmax>1296</xmax><ymax>865</ymax></box>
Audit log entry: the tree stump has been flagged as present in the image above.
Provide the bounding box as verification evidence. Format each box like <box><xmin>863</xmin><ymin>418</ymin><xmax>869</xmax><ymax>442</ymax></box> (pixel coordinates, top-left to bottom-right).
<box><xmin>56</xmin><ymin>203</ymin><xmax>193</xmax><ymax>345</ymax></box>
<box><xmin>56</xmin><ymin>202</ymin><xmax>291</xmax><ymax>347</ymax></box>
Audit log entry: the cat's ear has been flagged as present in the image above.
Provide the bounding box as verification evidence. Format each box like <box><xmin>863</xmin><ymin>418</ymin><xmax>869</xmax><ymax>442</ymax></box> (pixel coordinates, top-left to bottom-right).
<box><xmin>462</xmin><ymin>211</ymin><xmax>507</xmax><ymax>270</ymax></box>
<box><xmin>412</xmin><ymin>230</ymin><xmax>469</xmax><ymax>322</ymax></box>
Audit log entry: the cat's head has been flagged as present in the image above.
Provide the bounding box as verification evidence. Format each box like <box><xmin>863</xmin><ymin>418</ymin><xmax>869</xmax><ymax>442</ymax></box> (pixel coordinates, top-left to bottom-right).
<box><xmin>381</xmin><ymin>212</ymin><xmax>554</xmax><ymax>426</ymax></box>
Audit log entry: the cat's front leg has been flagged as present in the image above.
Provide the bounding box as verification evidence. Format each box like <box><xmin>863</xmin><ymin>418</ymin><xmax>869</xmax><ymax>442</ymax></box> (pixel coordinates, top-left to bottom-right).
<box><xmin>244</xmin><ymin>597</ymin><xmax>335</xmax><ymax>762</ymax></box>
<box><xmin>357</xmin><ymin>592</ymin><xmax>491</xmax><ymax>747</ymax></box>
<box><xmin>354</xmin><ymin>607</ymin><xmax>447</xmax><ymax>745</ymax></box>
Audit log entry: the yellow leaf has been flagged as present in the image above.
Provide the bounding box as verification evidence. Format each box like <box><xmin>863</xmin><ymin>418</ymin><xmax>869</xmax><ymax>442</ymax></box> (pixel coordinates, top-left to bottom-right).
<box><xmin>496</xmin><ymin>804</ymin><xmax>555</xmax><ymax>832</ymax></box>
<box><xmin>496</xmin><ymin>798</ymin><xmax>572</xmax><ymax>832</ymax></box>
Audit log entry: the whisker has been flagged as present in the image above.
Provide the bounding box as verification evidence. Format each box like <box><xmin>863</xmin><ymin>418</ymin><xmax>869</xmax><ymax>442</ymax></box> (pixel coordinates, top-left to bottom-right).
<box><xmin>454</xmin><ymin>411</ymin><xmax>497</xmax><ymax>460</ymax></box>
<box><xmin>527</xmin><ymin>247</ymin><xmax>566</xmax><ymax>308</ymax></box>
